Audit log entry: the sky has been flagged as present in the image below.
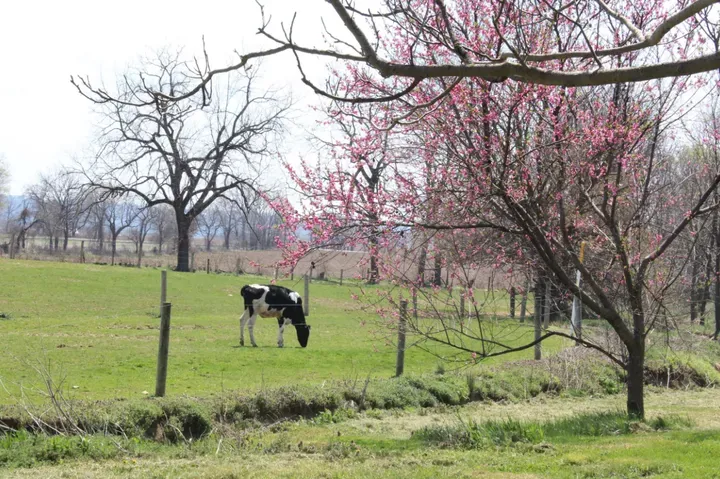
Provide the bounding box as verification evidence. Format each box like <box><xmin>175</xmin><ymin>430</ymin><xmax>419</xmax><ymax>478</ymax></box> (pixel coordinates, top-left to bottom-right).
<box><xmin>0</xmin><ymin>0</ymin><xmax>341</xmax><ymax>195</ymax></box>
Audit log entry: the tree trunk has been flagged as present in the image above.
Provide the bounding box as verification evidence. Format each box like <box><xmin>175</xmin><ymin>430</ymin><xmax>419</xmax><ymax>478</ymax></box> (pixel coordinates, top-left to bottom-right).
<box><xmin>111</xmin><ymin>235</ymin><xmax>118</xmax><ymax>266</ymax></box>
<box><xmin>176</xmin><ymin>217</ymin><xmax>191</xmax><ymax>272</ymax></box>
<box><xmin>368</xmin><ymin>233</ymin><xmax>379</xmax><ymax>284</ymax></box>
<box><xmin>224</xmin><ymin>230</ymin><xmax>231</xmax><ymax>250</ymax></box>
<box><xmin>626</xmin><ymin>345</ymin><xmax>645</xmax><ymax>419</ymax></box>
<box><xmin>699</xmin><ymin>253</ymin><xmax>712</xmax><ymax>322</ymax></box>
<box><xmin>97</xmin><ymin>221</ymin><xmax>104</xmax><ymax>252</ymax></box>
<box><xmin>690</xmin><ymin>248</ymin><xmax>698</xmax><ymax>323</ymax></box>
<box><xmin>137</xmin><ymin>238</ymin><xmax>144</xmax><ymax>267</ymax></box>
<box><xmin>417</xmin><ymin>245</ymin><xmax>427</xmax><ymax>286</ymax></box>
<box><xmin>433</xmin><ymin>253</ymin><xmax>442</xmax><ymax>287</ymax></box>
<box><xmin>157</xmin><ymin>231</ymin><xmax>164</xmax><ymax>255</ymax></box>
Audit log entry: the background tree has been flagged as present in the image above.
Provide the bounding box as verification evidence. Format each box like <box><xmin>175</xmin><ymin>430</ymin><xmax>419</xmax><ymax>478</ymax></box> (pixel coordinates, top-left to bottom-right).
<box><xmin>0</xmin><ymin>154</ymin><xmax>8</xmax><ymax>212</ymax></box>
<box><xmin>150</xmin><ymin>204</ymin><xmax>177</xmax><ymax>254</ymax></box>
<box><xmin>26</xmin><ymin>170</ymin><xmax>89</xmax><ymax>251</ymax></box>
<box><xmin>129</xmin><ymin>204</ymin><xmax>156</xmax><ymax>267</ymax></box>
<box><xmin>73</xmin><ymin>50</ymin><xmax>289</xmax><ymax>271</ymax></box>
<box><xmin>197</xmin><ymin>205</ymin><xmax>222</xmax><ymax>252</ymax></box>
<box><xmin>104</xmin><ymin>197</ymin><xmax>139</xmax><ymax>266</ymax></box>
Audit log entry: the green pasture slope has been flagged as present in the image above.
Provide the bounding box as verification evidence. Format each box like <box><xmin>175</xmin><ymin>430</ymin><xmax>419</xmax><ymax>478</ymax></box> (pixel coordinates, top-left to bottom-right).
<box><xmin>0</xmin><ymin>258</ymin><xmax>563</xmax><ymax>402</ymax></box>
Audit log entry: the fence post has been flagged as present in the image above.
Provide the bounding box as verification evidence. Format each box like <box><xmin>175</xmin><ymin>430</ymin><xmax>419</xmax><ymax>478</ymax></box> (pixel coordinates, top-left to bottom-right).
<box><xmin>459</xmin><ymin>294</ymin><xmax>465</xmax><ymax>322</ymax></box>
<box><xmin>396</xmin><ymin>300</ymin><xmax>408</xmax><ymax>377</ymax></box>
<box><xmin>534</xmin><ymin>278</ymin><xmax>543</xmax><ymax>360</ymax></box>
<box><xmin>191</xmin><ymin>252</ymin><xmax>195</xmax><ymax>271</ymax></box>
<box><xmin>543</xmin><ymin>281</ymin><xmax>551</xmax><ymax>327</ymax></box>
<box><xmin>570</xmin><ymin>242</ymin><xmax>586</xmax><ymax>341</ymax></box>
<box><xmin>206</xmin><ymin>258</ymin><xmax>210</xmax><ymax>274</ymax></box>
<box><xmin>9</xmin><ymin>234</ymin><xmax>15</xmax><ymax>259</ymax></box>
<box><xmin>509</xmin><ymin>286</ymin><xmax>516</xmax><ymax>318</ymax></box>
<box><xmin>274</xmin><ymin>266</ymin><xmax>279</xmax><ymax>281</ymax></box>
<box><xmin>412</xmin><ymin>288</ymin><xmax>418</xmax><ymax>320</ymax></box>
<box><xmin>160</xmin><ymin>270</ymin><xmax>167</xmax><ymax>316</ymax></box>
<box><xmin>235</xmin><ymin>258</ymin><xmax>241</xmax><ymax>275</ymax></box>
<box><xmin>155</xmin><ymin>302</ymin><xmax>172</xmax><ymax>397</ymax></box>
<box><xmin>339</xmin><ymin>269</ymin><xmax>344</xmax><ymax>286</ymax></box>
<box><xmin>304</xmin><ymin>274</ymin><xmax>310</xmax><ymax>317</ymax></box>
<box><xmin>80</xmin><ymin>241</ymin><xmax>86</xmax><ymax>264</ymax></box>
<box><xmin>519</xmin><ymin>279</ymin><xmax>529</xmax><ymax>323</ymax></box>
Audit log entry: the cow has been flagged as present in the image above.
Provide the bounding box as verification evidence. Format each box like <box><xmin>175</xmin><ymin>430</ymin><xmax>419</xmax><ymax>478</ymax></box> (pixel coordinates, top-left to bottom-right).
<box><xmin>239</xmin><ymin>284</ymin><xmax>311</xmax><ymax>348</ymax></box>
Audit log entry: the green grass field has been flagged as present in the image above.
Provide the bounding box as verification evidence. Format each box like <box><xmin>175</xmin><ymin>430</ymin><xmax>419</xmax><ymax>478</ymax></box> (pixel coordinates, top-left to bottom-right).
<box><xmin>3</xmin><ymin>258</ymin><xmax>720</xmax><ymax>478</ymax></box>
<box><xmin>0</xmin><ymin>258</ymin><xmax>563</xmax><ymax>402</ymax></box>
<box><xmin>2</xmin><ymin>390</ymin><xmax>719</xmax><ymax>478</ymax></box>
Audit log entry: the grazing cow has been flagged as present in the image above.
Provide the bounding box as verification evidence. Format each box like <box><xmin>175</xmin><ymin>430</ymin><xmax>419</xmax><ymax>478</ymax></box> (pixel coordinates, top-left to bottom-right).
<box><xmin>239</xmin><ymin>284</ymin><xmax>311</xmax><ymax>348</ymax></box>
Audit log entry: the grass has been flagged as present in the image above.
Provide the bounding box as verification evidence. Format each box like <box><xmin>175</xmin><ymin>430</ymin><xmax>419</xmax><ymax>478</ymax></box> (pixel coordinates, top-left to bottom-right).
<box><xmin>0</xmin><ymin>258</ymin><xmax>566</xmax><ymax>402</ymax></box>
<box><xmin>1</xmin><ymin>390</ymin><xmax>719</xmax><ymax>478</ymax></box>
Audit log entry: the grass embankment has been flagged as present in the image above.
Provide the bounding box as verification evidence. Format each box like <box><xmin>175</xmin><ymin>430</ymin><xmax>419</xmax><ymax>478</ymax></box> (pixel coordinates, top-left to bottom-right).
<box><xmin>0</xmin><ymin>258</ymin><xmax>564</xmax><ymax>402</ymax></box>
<box><xmin>1</xmin><ymin>389</ymin><xmax>720</xmax><ymax>478</ymax></box>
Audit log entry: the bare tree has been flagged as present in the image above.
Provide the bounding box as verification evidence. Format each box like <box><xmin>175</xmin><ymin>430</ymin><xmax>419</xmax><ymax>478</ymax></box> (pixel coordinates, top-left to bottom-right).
<box><xmin>0</xmin><ymin>154</ymin><xmax>9</xmax><ymax>212</ymax></box>
<box><xmin>105</xmin><ymin>198</ymin><xmax>139</xmax><ymax>265</ymax></box>
<box><xmin>73</xmin><ymin>50</ymin><xmax>289</xmax><ymax>272</ymax></box>
<box><xmin>150</xmin><ymin>204</ymin><xmax>176</xmax><ymax>254</ymax></box>
<box><xmin>129</xmin><ymin>205</ymin><xmax>156</xmax><ymax>267</ymax></box>
<box><xmin>25</xmin><ymin>170</ymin><xmax>89</xmax><ymax>251</ymax></box>
<box><xmin>197</xmin><ymin>205</ymin><xmax>223</xmax><ymax>252</ymax></box>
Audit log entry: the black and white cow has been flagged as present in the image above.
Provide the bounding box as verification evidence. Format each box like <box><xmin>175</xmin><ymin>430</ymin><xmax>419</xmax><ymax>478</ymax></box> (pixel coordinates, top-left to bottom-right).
<box><xmin>239</xmin><ymin>284</ymin><xmax>311</xmax><ymax>348</ymax></box>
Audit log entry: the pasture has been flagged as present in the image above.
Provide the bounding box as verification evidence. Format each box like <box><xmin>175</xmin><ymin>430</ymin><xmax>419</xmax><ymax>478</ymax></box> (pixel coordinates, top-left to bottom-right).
<box><xmin>0</xmin><ymin>258</ymin><xmax>560</xmax><ymax>402</ymax></box>
<box><xmin>1</xmin><ymin>258</ymin><xmax>720</xmax><ymax>478</ymax></box>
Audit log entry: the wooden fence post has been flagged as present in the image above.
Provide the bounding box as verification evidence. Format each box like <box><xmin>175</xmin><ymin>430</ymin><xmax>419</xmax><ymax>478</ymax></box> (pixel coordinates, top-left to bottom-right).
<box><xmin>519</xmin><ymin>279</ymin><xmax>529</xmax><ymax>323</ymax></box>
<box><xmin>206</xmin><ymin>258</ymin><xmax>210</xmax><ymax>274</ymax></box>
<box><xmin>155</xmin><ymin>302</ymin><xmax>172</xmax><ymax>397</ymax></box>
<box><xmin>274</xmin><ymin>266</ymin><xmax>279</xmax><ymax>281</ymax></box>
<box><xmin>303</xmin><ymin>274</ymin><xmax>310</xmax><ymax>317</ymax></box>
<box><xmin>412</xmin><ymin>288</ymin><xmax>418</xmax><ymax>320</ymax></box>
<box><xmin>534</xmin><ymin>278</ymin><xmax>543</xmax><ymax>360</ymax></box>
<box><xmin>235</xmin><ymin>258</ymin><xmax>241</xmax><ymax>275</ymax></box>
<box><xmin>396</xmin><ymin>300</ymin><xmax>408</xmax><ymax>377</ymax></box>
<box><xmin>80</xmin><ymin>241</ymin><xmax>86</xmax><ymax>264</ymax></box>
<box><xmin>339</xmin><ymin>269</ymin><xmax>344</xmax><ymax>286</ymax></box>
<box><xmin>160</xmin><ymin>270</ymin><xmax>167</xmax><ymax>316</ymax></box>
<box><xmin>9</xmin><ymin>234</ymin><xmax>15</xmax><ymax>259</ymax></box>
<box><xmin>191</xmin><ymin>252</ymin><xmax>195</xmax><ymax>271</ymax></box>
<box><xmin>509</xmin><ymin>287</ymin><xmax>516</xmax><ymax>318</ymax></box>
<box><xmin>459</xmin><ymin>295</ymin><xmax>465</xmax><ymax>322</ymax></box>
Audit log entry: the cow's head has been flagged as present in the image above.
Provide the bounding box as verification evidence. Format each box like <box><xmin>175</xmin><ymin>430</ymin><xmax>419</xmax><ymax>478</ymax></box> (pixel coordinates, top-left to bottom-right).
<box><xmin>295</xmin><ymin>324</ymin><xmax>311</xmax><ymax>348</ymax></box>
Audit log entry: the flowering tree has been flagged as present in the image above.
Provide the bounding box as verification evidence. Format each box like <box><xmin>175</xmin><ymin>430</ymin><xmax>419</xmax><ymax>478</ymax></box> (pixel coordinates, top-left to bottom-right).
<box><xmin>269</xmin><ymin>0</ymin><xmax>720</xmax><ymax>417</ymax></box>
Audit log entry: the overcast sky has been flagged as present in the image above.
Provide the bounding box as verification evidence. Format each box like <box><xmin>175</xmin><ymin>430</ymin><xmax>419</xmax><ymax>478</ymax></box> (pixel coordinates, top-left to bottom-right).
<box><xmin>0</xmin><ymin>0</ymin><xmax>340</xmax><ymax>195</ymax></box>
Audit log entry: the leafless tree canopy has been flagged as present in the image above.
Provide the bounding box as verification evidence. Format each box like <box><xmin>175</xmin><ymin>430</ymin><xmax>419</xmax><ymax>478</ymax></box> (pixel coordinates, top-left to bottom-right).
<box><xmin>73</xmin><ymin>50</ymin><xmax>290</xmax><ymax>271</ymax></box>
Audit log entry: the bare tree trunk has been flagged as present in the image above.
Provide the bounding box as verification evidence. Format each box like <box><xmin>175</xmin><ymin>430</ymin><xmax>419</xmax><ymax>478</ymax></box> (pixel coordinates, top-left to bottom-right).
<box><xmin>690</xmin><ymin>249</ymin><xmax>698</xmax><ymax>324</ymax></box>
<box><xmin>111</xmin><ymin>235</ymin><xmax>118</xmax><ymax>266</ymax></box>
<box><xmin>699</xmin><ymin>253</ymin><xmax>713</xmax><ymax>322</ymax></box>
<box><xmin>63</xmin><ymin>229</ymin><xmax>70</xmax><ymax>251</ymax></box>
<box><xmin>176</xmin><ymin>218</ymin><xmax>191</xmax><ymax>272</ymax></box>
<box><xmin>715</xmin><ymin>233</ymin><xmax>720</xmax><ymax>338</ymax></box>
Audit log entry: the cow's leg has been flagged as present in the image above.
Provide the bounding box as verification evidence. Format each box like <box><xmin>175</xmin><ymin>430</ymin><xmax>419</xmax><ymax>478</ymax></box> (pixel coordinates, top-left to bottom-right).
<box><xmin>248</xmin><ymin>313</ymin><xmax>259</xmax><ymax>347</ymax></box>
<box><xmin>277</xmin><ymin>317</ymin><xmax>292</xmax><ymax>348</ymax></box>
<box><xmin>239</xmin><ymin>308</ymin><xmax>250</xmax><ymax>346</ymax></box>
